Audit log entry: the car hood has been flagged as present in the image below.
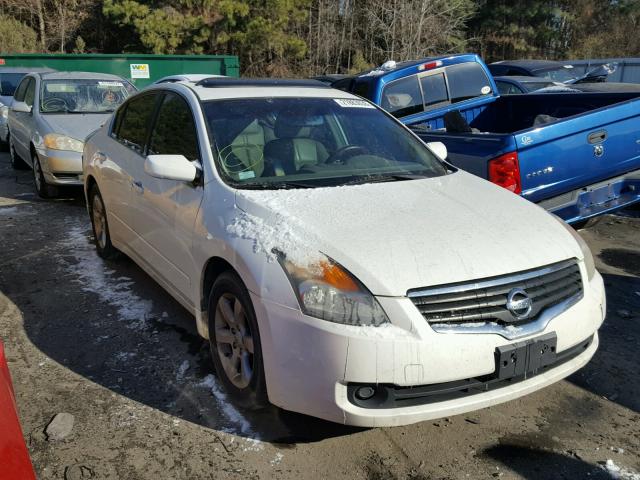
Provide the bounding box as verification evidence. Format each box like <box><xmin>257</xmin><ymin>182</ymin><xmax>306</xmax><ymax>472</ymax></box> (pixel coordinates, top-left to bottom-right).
<box><xmin>233</xmin><ymin>171</ymin><xmax>582</xmax><ymax>297</ymax></box>
<box><xmin>40</xmin><ymin>113</ymin><xmax>112</xmax><ymax>142</ymax></box>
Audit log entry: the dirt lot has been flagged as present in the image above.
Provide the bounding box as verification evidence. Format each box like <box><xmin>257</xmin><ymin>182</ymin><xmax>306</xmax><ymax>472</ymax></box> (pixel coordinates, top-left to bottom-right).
<box><xmin>0</xmin><ymin>152</ymin><xmax>639</xmax><ymax>480</ymax></box>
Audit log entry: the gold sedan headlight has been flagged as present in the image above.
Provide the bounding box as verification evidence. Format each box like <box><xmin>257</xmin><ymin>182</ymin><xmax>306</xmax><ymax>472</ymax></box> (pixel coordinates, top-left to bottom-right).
<box><xmin>43</xmin><ymin>133</ymin><xmax>84</xmax><ymax>153</ymax></box>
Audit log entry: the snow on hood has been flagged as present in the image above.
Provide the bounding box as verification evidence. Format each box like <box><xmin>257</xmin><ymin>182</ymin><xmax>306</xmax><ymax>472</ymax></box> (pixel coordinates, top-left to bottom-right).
<box><xmin>40</xmin><ymin>113</ymin><xmax>112</xmax><ymax>142</ymax></box>
<box><xmin>232</xmin><ymin>171</ymin><xmax>582</xmax><ymax>297</ymax></box>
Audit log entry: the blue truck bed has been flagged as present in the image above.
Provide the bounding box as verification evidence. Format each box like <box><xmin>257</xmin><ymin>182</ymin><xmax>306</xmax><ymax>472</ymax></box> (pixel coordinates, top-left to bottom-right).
<box><xmin>336</xmin><ymin>55</ymin><xmax>640</xmax><ymax>223</ymax></box>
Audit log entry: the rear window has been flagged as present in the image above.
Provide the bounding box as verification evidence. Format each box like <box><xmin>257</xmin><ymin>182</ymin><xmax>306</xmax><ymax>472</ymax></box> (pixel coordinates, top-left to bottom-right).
<box><xmin>381</xmin><ymin>62</ymin><xmax>493</xmax><ymax>118</ymax></box>
<box><xmin>446</xmin><ymin>62</ymin><xmax>492</xmax><ymax>103</ymax></box>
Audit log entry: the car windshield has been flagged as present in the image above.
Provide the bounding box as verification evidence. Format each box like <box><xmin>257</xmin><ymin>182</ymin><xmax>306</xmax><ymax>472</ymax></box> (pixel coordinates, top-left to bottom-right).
<box><xmin>40</xmin><ymin>79</ymin><xmax>135</xmax><ymax>113</ymax></box>
<box><xmin>536</xmin><ymin>66</ymin><xmax>579</xmax><ymax>83</ymax></box>
<box><xmin>203</xmin><ymin>97</ymin><xmax>448</xmax><ymax>188</ymax></box>
<box><xmin>0</xmin><ymin>73</ymin><xmax>26</xmax><ymax>97</ymax></box>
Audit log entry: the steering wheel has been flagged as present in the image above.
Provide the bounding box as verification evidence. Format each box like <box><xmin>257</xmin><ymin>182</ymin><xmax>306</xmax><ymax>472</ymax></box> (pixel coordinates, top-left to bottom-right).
<box><xmin>325</xmin><ymin>145</ymin><xmax>370</xmax><ymax>164</ymax></box>
<box><xmin>42</xmin><ymin>97</ymin><xmax>69</xmax><ymax>112</ymax></box>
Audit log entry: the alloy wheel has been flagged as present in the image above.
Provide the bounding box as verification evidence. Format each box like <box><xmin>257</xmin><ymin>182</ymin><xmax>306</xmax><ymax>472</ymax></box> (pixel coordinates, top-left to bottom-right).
<box><xmin>214</xmin><ymin>293</ymin><xmax>255</xmax><ymax>389</ymax></box>
<box><xmin>92</xmin><ymin>194</ymin><xmax>107</xmax><ymax>250</ymax></box>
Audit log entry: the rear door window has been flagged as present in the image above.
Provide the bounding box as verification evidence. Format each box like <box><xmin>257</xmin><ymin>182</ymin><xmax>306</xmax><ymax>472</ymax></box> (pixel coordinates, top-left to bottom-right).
<box><xmin>381</xmin><ymin>76</ymin><xmax>423</xmax><ymax>117</ymax></box>
<box><xmin>116</xmin><ymin>93</ymin><xmax>158</xmax><ymax>154</ymax></box>
<box><xmin>148</xmin><ymin>93</ymin><xmax>199</xmax><ymax>161</ymax></box>
<box><xmin>446</xmin><ymin>62</ymin><xmax>492</xmax><ymax>103</ymax></box>
<box><xmin>420</xmin><ymin>73</ymin><xmax>449</xmax><ymax>109</ymax></box>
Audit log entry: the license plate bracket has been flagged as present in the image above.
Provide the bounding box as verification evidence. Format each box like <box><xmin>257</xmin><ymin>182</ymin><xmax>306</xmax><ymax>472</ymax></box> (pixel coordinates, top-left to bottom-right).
<box><xmin>495</xmin><ymin>332</ymin><xmax>557</xmax><ymax>380</ymax></box>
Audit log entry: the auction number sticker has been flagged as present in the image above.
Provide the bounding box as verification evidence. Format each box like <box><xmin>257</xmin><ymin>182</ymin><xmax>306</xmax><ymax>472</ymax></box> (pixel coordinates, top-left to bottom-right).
<box><xmin>130</xmin><ymin>63</ymin><xmax>150</xmax><ymax>79</ymax></box>
<box><xmin>334</xmin><ymin>98</ymin><xmax>375</xmax><ymax>108</ymax></box>
<box><xmin>98</xmin><ymin>81</ymin><xmax>124</xmax><ymax>87</ymax></box>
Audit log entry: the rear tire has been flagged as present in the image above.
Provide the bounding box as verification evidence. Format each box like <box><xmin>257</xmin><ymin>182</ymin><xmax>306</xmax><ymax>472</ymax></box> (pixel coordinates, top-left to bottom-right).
<box><xmin>89</xmin><ymin>185</ymin><xmax>120</xmax><ymax>260</ymax></box>
<box><xmin>9</xmin><ymin>137</ymin><xmax>29</xmax><ymax>170</ymax></box>
<box><xmin>32</xmin><ymin>153</ymin><xmax>58</xmax><ymax>198</ymax></box>
<box><xmin>207</xmin><ymin>271</ymin><xmax>268</xmax><ymax>410</ymax></box>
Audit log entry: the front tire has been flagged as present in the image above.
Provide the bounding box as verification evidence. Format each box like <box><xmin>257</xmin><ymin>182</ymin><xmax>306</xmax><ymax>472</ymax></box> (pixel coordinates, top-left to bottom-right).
<box><xmin>207</xmin><ymin>271</ymin><xmax>268</xmax><ymax>410</ymax></box>
<box><xmin>89</xmin><ymin>185</ymin><xmax>120</xmax><ymax>260</ymax></box>
<box><xmin>32</xmin><ymin>153</ymin><xmax>58</xmax><ymax>198</ymax></box>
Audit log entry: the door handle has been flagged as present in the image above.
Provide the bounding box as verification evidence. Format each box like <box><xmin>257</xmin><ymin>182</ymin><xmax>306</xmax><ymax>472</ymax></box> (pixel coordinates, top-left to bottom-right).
<box><xmin>132</xmin><ymin>180</ymin><xmax>144</xmax><ymax>194</ymax></box>
<box><xmin>588</xmin><ymin>130</ymin><xmax>607</xmax><ymax>144</ymax></box>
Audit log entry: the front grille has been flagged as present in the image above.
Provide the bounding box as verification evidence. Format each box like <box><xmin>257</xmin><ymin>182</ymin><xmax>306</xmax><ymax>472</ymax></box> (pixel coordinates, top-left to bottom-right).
<box><xmin>408</xmin><ymin>259</ymin><xmax>583</xmax><ymax>327</ymax></box>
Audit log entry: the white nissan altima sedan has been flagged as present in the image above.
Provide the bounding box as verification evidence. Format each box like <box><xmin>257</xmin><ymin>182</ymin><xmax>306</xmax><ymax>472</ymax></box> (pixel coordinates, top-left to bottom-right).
<box><xmin>82</xmin><ymin>78</ymin><xmax>605</xmax><ymax>427</ymax></box>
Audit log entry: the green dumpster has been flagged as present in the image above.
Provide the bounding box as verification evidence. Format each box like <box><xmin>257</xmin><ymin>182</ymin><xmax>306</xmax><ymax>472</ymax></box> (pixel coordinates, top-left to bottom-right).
<box><xmin>0</xmin><ymin>53</ymin><xmax>239</xmax><ymax>88</ymax></box>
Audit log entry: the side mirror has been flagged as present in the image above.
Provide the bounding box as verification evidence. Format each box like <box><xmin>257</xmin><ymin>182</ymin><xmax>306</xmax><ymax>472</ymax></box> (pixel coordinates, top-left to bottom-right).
<box><xmin>426</xmin><ymin>141</ymin><xmax>447</xmax><ymax>160</ymax></box>
<box><xmin>144</xmin><ymin>154</ymin><xmax>197</xmax><ymax>182</ymax></box>
<box><xmin>11</xmin><ymin>101</ymin><xmax>32</xmax><ymax>114</ymax></box>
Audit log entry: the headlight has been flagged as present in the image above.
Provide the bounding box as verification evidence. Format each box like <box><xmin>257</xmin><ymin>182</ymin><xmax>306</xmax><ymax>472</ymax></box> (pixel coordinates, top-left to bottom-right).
<box><xmin>43</xmin><ymin>133</ymin><xmax>84</xmax><ymax>153</ymax></box>
<box><xmin>278</xmin><ymin>254</ymin><xmax>390</xmax><ymax>326</ymax></box>
<box><xmin>554</xmin><ymin>216</ymin><xmax>596</xmax><ymax>280</ymax></box>
<box><xmin>0</xmin><ymin>105</ymin><xmax>8</xmax><ymax>119</ymax></box>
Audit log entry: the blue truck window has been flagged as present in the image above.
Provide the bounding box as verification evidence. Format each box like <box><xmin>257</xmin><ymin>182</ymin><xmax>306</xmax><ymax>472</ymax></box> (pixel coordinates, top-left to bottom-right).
<box><xmin>420</xmin><ymin>73</ymin><xmax>448</xmax><ymax>109</ymax></box>
<box><xmin>446</xmin><ymin>62</ymin><xmax>492</xmax><ymax>103</ymax></box>
<box><xmin>381</xmin><ymin>76</ymin><xmax>423</xmax><ymax>118</ymax></box>
<box><xmin>622</xmin><ymin>65</ymin><xmax>640</xmax><ymax>83</ymax></box>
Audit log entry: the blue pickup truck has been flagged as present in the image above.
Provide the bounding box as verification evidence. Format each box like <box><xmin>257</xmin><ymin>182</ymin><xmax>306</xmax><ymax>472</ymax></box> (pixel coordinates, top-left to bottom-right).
<box><xmin>333</xmin><ymin>54</ymin><xmax>640</xmax><ymax>224</ymax></box>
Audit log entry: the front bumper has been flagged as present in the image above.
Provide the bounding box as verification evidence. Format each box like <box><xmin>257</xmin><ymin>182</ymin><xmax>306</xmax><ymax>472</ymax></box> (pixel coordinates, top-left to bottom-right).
<box><xmin>538</xmin><ymin>169</ymin><xmax>640</xmax><ymax>223</ymax></box>
<box><xmin>254</xmin><ymin>271</ymin><xmax>605</xmax><ymax>427</ymax></box>
<box><xmin>36</xmin><ymin>148</ymin><xmax>83</xmax><ymax>186</ymax></box>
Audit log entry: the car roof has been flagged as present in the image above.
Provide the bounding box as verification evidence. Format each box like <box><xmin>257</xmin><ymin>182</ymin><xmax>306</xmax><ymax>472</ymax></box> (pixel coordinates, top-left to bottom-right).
<box><xmin>39</xmin><ymin>71</ymin><xmax>127</xmax><ymax>81</ymax></box>
<box><xmin>0</xmin><ymin>67</ymin><xmax>55</xmax><ymax>74</ymax></box>
<box><xmin>154</xmin><ymin>77</ymin><xmax>365</xmax><ymax>101</ymax></box>
<box><xmin>491</xmin><ymin>60</ymin><xmax>564</xmax><ymax>71</ymax></box>
<box><xmin>155</xmin><ymin>74</ymin><xmax>225</xmax><ymax>83</ymax></box>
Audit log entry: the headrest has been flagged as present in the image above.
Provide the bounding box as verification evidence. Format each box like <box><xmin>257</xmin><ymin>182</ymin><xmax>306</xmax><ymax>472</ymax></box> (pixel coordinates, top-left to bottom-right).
<box><xmin>274</xmin><ymin>112</ymin><xmax>324</xmax><ymax>138</ymax></box>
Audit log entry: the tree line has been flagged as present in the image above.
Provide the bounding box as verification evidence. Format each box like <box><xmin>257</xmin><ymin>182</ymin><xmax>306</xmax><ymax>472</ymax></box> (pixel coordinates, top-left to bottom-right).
<box><xmin>1</xmin><ymin>0</ymin><xmax>638</xmax><ymax>76</ymax></box>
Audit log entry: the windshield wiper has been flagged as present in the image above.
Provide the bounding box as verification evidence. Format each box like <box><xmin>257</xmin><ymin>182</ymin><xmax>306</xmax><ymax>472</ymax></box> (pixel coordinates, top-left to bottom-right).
<box><xmin>239</xmin><ymin>181</ymin><xmax>317</xmax><ymax>190</ymax></box>
<box><xmin>342</xmin><ymin>173</ymin><xmax>429</xmax><ymax>186</ymax></box>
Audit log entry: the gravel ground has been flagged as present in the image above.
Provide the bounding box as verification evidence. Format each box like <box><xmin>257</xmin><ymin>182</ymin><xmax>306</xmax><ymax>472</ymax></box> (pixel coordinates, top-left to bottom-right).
<box><xmin>0</xmin><ymin>152</ymin><xmax>638</xmax><ymax>480</ymax></box>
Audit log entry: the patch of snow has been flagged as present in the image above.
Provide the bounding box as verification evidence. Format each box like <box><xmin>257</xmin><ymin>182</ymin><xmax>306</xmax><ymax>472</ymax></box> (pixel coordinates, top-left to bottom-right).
<box><xmin>227</xmin><ymin>209</ymin><xmax>321</xmax><ymax>268</ymax></box>
<box><xmin>175</xmin><ymin>360</ymin><xmax>190</xmax><ymax>382</ymax></box>
<box><xmin>603</xmin><ymin>459</ymin><xmax>640</xmax><ymax>480</ymax></box>
<box><xmin>197</xmin><ymin>374</ymin><xmax>258</xmax><ymax>439</ymax></box>
<box><xmin>270</xmin><ymin>452</ymin><xmax>284</xmax><ymax>466</ymax></box>
<box><xmin>0</xmin><ymin>207</ymin><xmax>19</xmax><ymax>215</ymax></box>
<box><xmin>57</xmin><ymin>224</ymin><xmax>153</xmax><ymax>330</ymax></box>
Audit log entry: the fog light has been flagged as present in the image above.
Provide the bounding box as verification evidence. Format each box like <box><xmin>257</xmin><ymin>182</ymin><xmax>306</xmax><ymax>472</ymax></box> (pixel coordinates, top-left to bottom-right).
<box><xmin>355</xmin><ymin>386</ymin><xmax>376</xmax><ymax>400</ymax></box>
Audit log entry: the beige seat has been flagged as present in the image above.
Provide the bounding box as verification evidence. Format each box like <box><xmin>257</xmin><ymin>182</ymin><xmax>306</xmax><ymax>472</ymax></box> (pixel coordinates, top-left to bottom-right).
<box><xmin>263</xmin><ymin>115</ymin><xmax>329</xmax><ymax>175</ymax></box>
<box><xmin>227</xmin><ymin>120</ymin><xmax>266</xmax><ymax>178</ymax></box>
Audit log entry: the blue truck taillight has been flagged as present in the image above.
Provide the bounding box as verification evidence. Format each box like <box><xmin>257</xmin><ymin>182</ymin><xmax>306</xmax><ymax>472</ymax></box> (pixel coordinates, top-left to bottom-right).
<box><xmin>489</xmin><ymin>151</ymin><xmax>522</xmax><ymax>194</ymax></box>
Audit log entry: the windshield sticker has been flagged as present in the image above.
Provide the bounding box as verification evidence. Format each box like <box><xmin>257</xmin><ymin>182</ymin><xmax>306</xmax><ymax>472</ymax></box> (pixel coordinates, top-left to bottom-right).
<box><xmin>481</xmin><ymin>86</ymin><xmax>491</xmax><ymax>94</ymax></box>
<box><xmin>334</xmin><ymin>98</ymin><xmax>375</xmax><ymax>109</ymax></box>
<box><xmin>238</xmin><ymin>171</ymin><xmax>255</xmax><ymax>180</ymax></box>
<box><xmin>98</xmin><ymin>81</ymin><xmax>124</xmax><ymax>87</ymax></box>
